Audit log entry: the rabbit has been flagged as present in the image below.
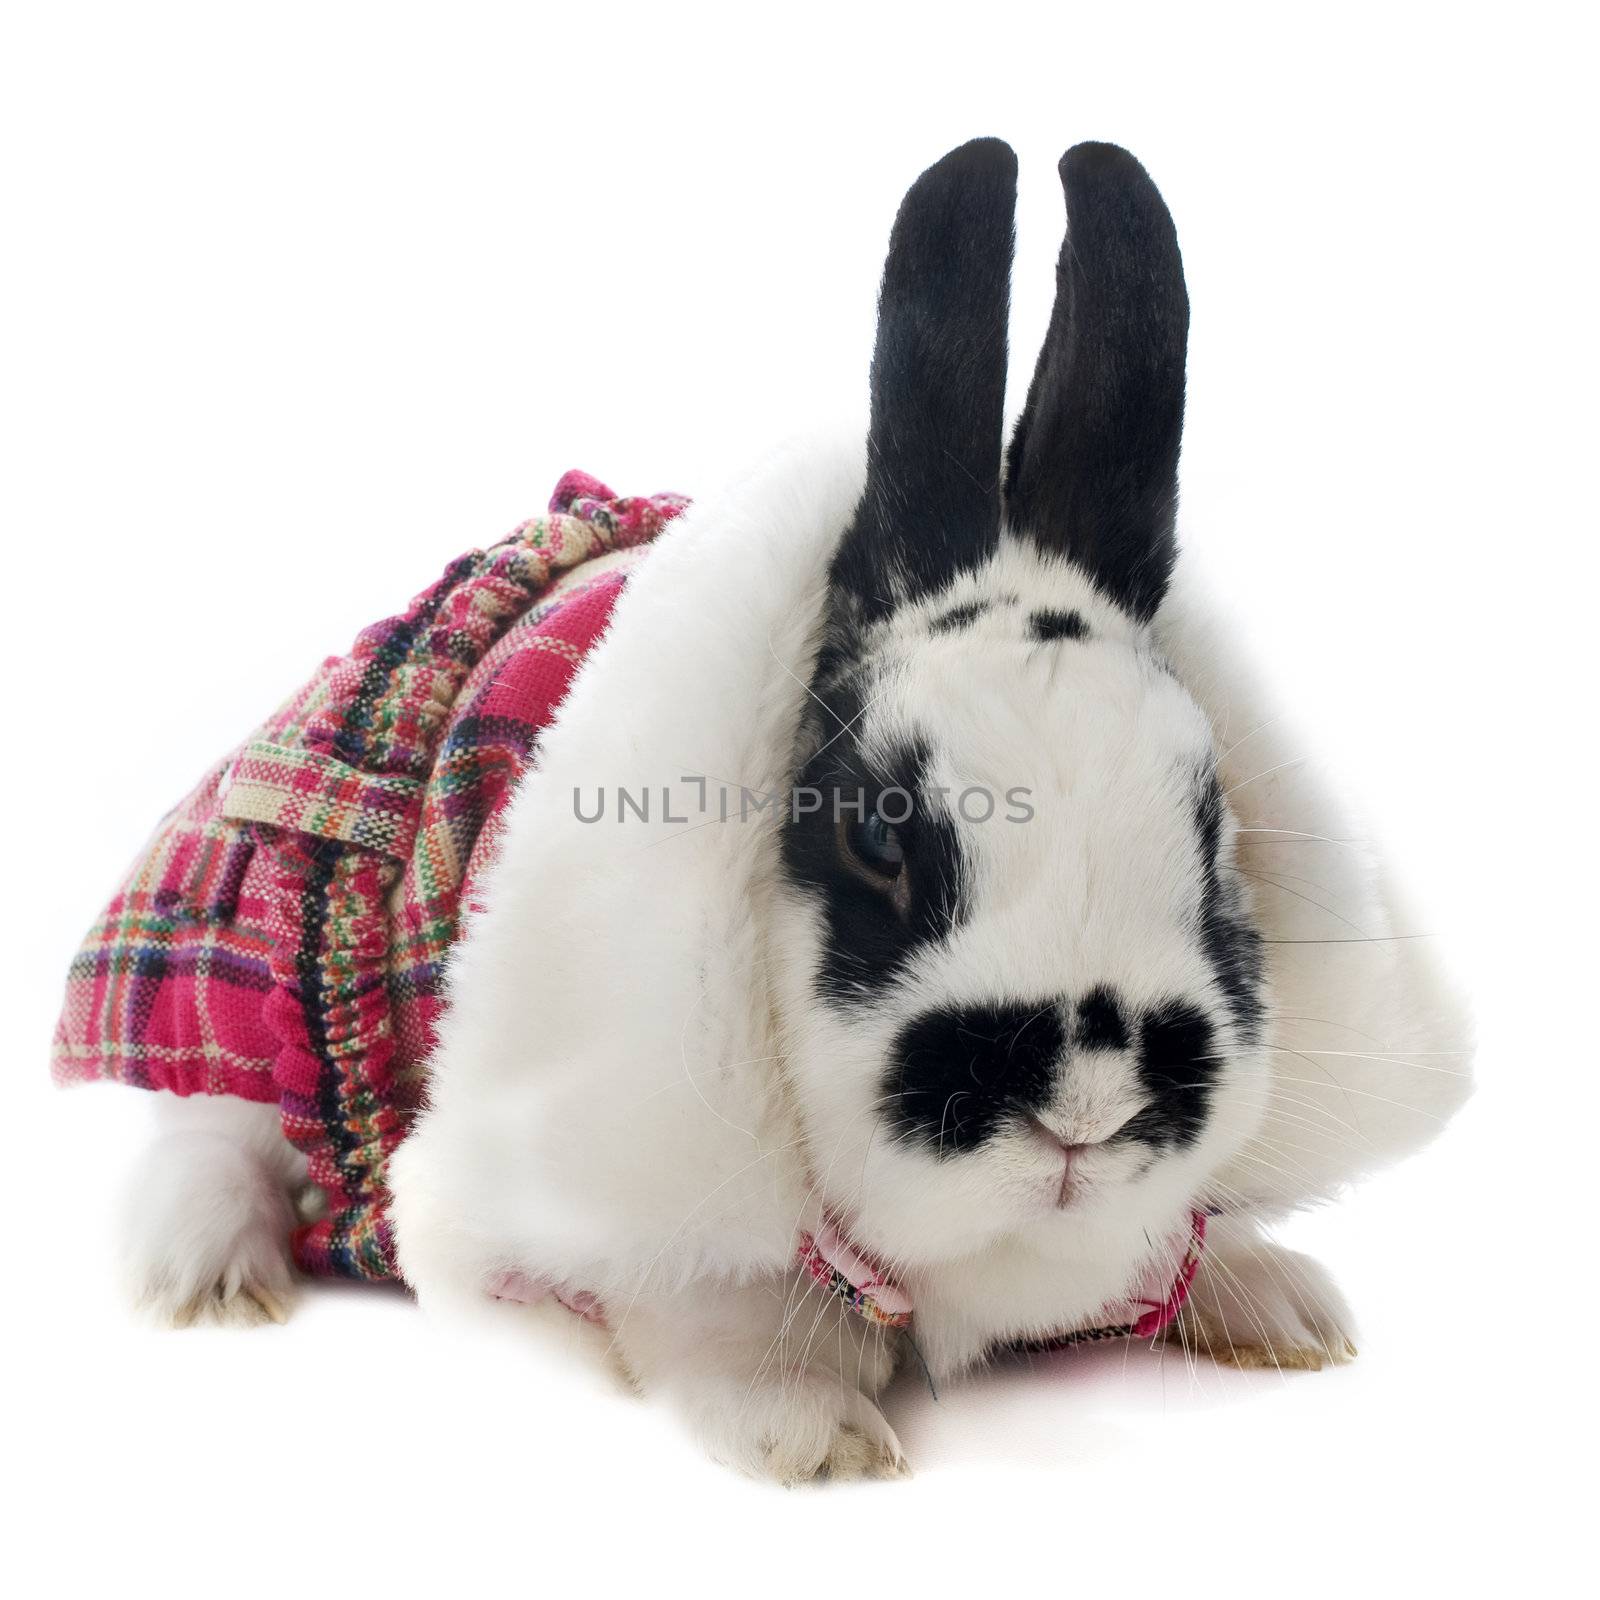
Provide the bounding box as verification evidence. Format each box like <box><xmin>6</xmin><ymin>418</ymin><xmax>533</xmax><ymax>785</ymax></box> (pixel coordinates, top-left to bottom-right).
<box><xmin>113</xmin><ymin>138</ymin><xmax>1473</xmax><ymax>1478</ymax></box>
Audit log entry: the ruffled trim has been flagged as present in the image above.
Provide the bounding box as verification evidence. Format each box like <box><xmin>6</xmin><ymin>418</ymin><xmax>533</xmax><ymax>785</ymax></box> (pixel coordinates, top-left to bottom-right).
<box><xmin>251</xmin><ymin>476</ymin><xmax>686</xmax><ymax>1278</ymax></box>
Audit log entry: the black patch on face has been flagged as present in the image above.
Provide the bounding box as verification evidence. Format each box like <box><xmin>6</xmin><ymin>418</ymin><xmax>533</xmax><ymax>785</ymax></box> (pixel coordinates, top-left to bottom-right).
<box><xmin>887</xmin><ymin>1001</ymin><xmax>1065</xmax><ymax>1156</ymax></box>
<box><xmin>1073</xmin><ymin>985</ymin><xmax>1129</xmax><ymax>1050</ymax></box>
<box><xmin>1029</xmin><ymin>607</ymin><xmax>1088</xmax><ymax>642</ymax></box>
<box><xmin>1123</xmin><ymin>1000</ymin><xmax>1215</xmax><ymax>1148</ymax></box>
<box><xmin>781</xmin><ymin>683</ymin><xmax>968</xmax><ymax>1006</ymax></box>
<box><xmin>1193</xmin><ymin>773</ymin><xmax>1265</xmax><ymax>1043</ymax></box>
<box><xmin>930</xmin><ymin>600</ymin><xmax>986</xmax><ymax>635</ymax></box>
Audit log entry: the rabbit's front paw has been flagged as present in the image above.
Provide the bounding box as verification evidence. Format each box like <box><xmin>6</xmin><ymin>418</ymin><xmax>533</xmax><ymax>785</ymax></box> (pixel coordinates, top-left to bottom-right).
<box><xmin>130</xmin><ymin>1208</ymin><xmax>297</xmax><ymax>1328</ymax></box>
<box><xmin>122</xmin><ymin>1127</ymin><xmax>298</xmax><ymax>1329</ymax></box>
<box><xmin>1176</xmin><ymin>1228</ymin><xmax>1357</xmax><ymax>1372</ymax></box>
<box><xmin>690</xmin><ymin>1375</ymin><xmax>908</xmax><ymax>1485</ymax></box>
<box><xmin>162</xmin><ymin>1278</ymin><xmax>293</xmax><ymax>1329</ymax></box>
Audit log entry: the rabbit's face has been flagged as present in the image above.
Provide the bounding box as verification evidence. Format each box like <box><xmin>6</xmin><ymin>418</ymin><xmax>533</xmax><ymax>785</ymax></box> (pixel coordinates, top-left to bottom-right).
<box><xmin>776</xmin><ymin>544</ymin><xmax>1266</xmax><ymax>1261</ymax></box>
<box><xmin>770</xmin><ymin>138</ymin><xmax>1253</xmax><ymax>1261</ymax></box>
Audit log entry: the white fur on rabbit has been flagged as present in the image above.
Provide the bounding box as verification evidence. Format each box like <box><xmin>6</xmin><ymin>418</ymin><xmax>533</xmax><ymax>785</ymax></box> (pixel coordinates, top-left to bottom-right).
<box><xmin>385</xmin><ymin>141</ymin><xmax>1471</xmax><ymax>1477</ymax></box>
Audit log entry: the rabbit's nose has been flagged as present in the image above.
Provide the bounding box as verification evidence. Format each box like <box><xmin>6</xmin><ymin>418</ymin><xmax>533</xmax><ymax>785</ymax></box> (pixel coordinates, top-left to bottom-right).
<box><xmin>1026</xmin><ymin>1112</ymin><xmax>1131</xmax><ymax>1158</ymax></box>
<box><xmin>1027</xmin><ymin>1115</ymin><xmax>1134</xmax><ymax>1207</ymax></box>
<box><xmin>1028</xmin><ymin>1122</ymin><xmax>1098</xmax><ymax>1163</ymax></box>
<box><xmin>1027</xmin><ymin>1120</ymin><xmax>1102</xmax><ymax>1208</ymax></box>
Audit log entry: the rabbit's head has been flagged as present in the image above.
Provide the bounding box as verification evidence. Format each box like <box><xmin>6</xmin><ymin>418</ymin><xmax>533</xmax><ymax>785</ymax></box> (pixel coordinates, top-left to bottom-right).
<box><xmin>772</xmin><ymin>140</ymin><xmax>1266</xmax><ymax>1265</ymax></box>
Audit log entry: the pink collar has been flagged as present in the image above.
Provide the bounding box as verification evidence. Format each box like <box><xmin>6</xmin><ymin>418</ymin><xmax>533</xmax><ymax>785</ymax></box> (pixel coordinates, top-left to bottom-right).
<box><xmin>490</xmin><ymin>1211</ymin><xmax>1208</xmax><ymax>1356</ymax></box>
<box><xmin>795</xmin><ymin>1210</ymin><xmax>1208</xmax><ymax>1352</ymax></box>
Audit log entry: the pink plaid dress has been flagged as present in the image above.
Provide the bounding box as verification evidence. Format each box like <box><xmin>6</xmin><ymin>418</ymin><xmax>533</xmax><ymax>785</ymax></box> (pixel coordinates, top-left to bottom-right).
<box><xmin>53</xmin><ymin>473</ymin><xmax>688</xmax><ymax>1280</ymax></box>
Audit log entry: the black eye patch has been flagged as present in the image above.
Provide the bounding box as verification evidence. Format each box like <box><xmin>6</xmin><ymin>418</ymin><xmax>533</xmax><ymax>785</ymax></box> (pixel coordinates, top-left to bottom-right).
<box><xmin>1191</xmin><ymin>771</ymin><xmax>1265</xmax><ymax>1044</ymax></box>
<box><xmin>781</xmin><ymin>710</ymin><xmax>967</xmax><ymax>1006</ymax></box>
<box><xmin>886</xmin><ymin>1001</ymin><xmax>1066</xmax><ymax>1156</ymax></box>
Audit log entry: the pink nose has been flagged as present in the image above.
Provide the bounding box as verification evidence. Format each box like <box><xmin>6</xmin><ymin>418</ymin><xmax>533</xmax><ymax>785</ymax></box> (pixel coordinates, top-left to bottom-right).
<box><xmin>1028</xmin><ymin>1118</ymin><xmax>1099</xmax><ymax>1163</ymax></box>
<box><xmin>1028</xmin><ymin>1119</ymin><xmax>1106</xmax><ymax>1206</ymax></box>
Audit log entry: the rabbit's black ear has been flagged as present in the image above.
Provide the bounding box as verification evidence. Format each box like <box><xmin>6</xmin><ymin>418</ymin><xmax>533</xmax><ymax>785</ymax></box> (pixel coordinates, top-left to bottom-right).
<box><xmin>830</xmin><ymin>138</ymin><xmax>1017</xmax><ymax>623</ymax></box>
<box><xmin>1005</xmin><ymin>143</ymin><xmax>1189</xmax><ymax>622</ymax></box>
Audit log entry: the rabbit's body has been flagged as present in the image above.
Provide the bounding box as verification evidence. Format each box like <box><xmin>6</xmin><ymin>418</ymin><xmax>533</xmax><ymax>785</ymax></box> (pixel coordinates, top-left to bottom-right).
<box><xmin>386</xmin><ymin>425</ymin><xmax>1467</xmax><ymax>1419</ymax></box>
<box><xmin>81</xmin><ymin>139</ymin><xmax>1470</xmax><ymax>1480</ymax></box>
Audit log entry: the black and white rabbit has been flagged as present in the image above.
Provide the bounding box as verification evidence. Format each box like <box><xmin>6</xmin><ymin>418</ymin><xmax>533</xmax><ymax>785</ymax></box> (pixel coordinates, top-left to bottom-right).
<box><xmin>125</xmin><ymin>139</ymin><xmax>1473</xmax><ymax>1480</ymax></box>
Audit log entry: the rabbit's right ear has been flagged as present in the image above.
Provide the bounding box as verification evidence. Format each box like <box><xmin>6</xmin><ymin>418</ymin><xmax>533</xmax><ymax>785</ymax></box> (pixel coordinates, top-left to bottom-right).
<box><xmin>829</xmin><ymin>138</ymin><xmax>1018</xmax><ymax>624</ymax></box>
<box><xmin>1005</xmin><ymin>143</ymin><xmax>1190</xmax><ymax>622</ymax></box>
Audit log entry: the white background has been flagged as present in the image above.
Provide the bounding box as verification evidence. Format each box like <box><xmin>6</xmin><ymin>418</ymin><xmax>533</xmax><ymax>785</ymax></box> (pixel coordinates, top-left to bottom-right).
<box><xmin>3</xmin><ymin>3</ymin><xmax>1594</xmax><ymax>1595</ymax></box>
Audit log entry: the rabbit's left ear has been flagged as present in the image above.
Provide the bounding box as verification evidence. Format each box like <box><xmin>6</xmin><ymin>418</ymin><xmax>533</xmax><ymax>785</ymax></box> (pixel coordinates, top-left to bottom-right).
<box><xmin>1005</xmin><ymin>143</ymin><xmax>1189</xmax><ymax>622</ymax></box>
<box><xmin>829</xmin><ymin>138</ymin><xmax>1018</xmax><ymax>623</ymax></box>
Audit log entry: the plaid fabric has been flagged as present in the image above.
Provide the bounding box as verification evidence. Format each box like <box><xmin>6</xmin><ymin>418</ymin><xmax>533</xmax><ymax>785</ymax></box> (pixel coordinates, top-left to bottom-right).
<box><xmin>54</xmin><ymin>471</ymin><xmax>689</xmax><ymax>1279</ymax></box>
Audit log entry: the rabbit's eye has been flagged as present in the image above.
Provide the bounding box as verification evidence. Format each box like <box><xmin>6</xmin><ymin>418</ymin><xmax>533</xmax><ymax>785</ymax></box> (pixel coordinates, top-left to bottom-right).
<box><xmin>845</xmin><ymin>812</ymin><xmax>905</xmax><ymax>880</ymax></box>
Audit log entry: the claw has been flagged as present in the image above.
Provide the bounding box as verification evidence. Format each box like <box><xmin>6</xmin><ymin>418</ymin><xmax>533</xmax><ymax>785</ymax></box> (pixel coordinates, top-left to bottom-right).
<box><xmin>248</xmin><ymin>1287</ymin><xmax>289</xmax><ymax>1325</ymax></box>
<box><xmin>147</xmin><ymin>1281</ymin><xmax>294</xmax><ymax>1329</ymax></box>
